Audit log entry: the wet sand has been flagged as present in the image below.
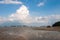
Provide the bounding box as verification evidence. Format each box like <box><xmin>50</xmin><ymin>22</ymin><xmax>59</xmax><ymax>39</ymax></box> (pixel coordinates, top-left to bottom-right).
<box><xmin>0</xmin><ymin>27</ymin><xmax>60</xmax><ymax>40</ymax></box>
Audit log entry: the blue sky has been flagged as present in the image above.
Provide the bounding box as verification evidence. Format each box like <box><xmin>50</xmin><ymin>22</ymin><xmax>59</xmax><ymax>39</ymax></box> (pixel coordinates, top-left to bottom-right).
<box><xmin>0</xmin><ymin>0</ymin><xmax>60</xmax><ymax>26</ymax></box>
<box><xmin>0</xmin><ymin>0</ymin><xmax>60</xmax><ymax>16</ymax></box>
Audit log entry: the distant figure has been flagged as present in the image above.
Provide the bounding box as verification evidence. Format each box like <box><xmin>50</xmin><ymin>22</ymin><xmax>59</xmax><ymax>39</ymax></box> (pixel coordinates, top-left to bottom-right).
<box><xmin>47</xmin><ymin>26</ymin><xmax>51</xmax><ymax>28</ymax></box>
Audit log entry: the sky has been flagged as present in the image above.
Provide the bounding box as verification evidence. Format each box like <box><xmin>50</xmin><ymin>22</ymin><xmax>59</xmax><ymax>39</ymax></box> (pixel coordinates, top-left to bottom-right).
<box><xmin>0</xmin><ymin>0</ymin><xmax>60</xmax><ymax>26</ymax></box>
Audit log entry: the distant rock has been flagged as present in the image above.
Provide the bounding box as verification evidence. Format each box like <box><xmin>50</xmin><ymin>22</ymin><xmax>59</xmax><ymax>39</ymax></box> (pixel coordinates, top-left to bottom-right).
<box><xmin>52</xmin><ymin>21</ymin><xmax>60</xmax><ymax>27</ymax></box>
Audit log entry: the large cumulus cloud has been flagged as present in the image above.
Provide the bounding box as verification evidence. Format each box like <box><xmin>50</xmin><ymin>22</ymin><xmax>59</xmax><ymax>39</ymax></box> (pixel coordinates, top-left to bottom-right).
<box><xmin>0</xmin><ymin>5</ymin><xmax>60</xmax><ymax>26</ymax></box>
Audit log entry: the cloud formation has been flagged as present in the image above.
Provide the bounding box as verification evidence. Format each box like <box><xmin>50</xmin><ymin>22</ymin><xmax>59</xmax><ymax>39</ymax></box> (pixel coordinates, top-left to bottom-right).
<box><xmin>37</xmin><ymin>0</ymin><xmax>47</xmax><ymax>7</ymax></box>
<box><xmin>0</xmin><ymin>0</ymin><xmax>22</xmax><ymax>4</ymax></box>
<box><xmin>0</xmin><ymin>4</ymin><xmax>60</xmax><ymax>26</ymax></box>
<box><xmin>9</xmin><ymin>5</ymin><xmax>49</xmax><ymax>24</ymax></box>
<box><xmin>37</xmin><ymin>2</ymin><xmax>44</xmax><ymax>7</ymax></box>
<box><xmin>9</xmin><ymin>5</ymin><xmax>33</xmax><ymax>23</ymax></box>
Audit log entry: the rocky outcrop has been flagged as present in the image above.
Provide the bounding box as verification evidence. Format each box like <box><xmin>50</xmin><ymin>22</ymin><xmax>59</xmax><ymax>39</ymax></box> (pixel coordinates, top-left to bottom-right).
<box><xmin>52</xmin><ymin>21</ymin><xmax>60</xmax><ymax>27</ymax></box>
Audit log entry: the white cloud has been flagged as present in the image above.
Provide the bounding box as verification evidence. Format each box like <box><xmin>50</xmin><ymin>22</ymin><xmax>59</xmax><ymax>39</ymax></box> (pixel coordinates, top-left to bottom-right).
<box><xmin>0</xmin><ymin>4</ymin><xmax>60</xmax><ymax>26</ymax></box>
<box><xmin>9</xmin><ymin>5</ymin><xmax>49</xmax><ymax>24</ymax></box>
<box><xmin>35</xmin><ymin>16</ymin><xmax>49</xmax><ymax>23</ymax></box>
<box><xmin>9</xmin><ymin>5</ymin><xmax>49</xmax><ymax>23</ymax></box>
<box><xmin>0</xmin><ymin>0</ymin><xmax>22</xmax><ymax>4</ymax></box>
<box><xmin>9</xmin><ymin>5</ymin><xmax>34</xmax><ymax>23</ymax></box>
<box><xmin>0</xmin><ymin>14</ymin><xmax>60</xmax><ymax>26</ymax></box>
<box><xmin>37</xmin><ymin>0</ymin><xmax>47</xmax><ymax>7</ymax></box>
<box><xmin>0</xmin><ymin>17</ymin><xmax>3</xmax><ymax>22</ymax></box>
<box><xmin>51</xmin><ymin>15</ymin><xmax>60</xmax><ymax>19</ymax></box>
<box><xmin>9</xmin><ymin>5</ymin><xmax>60</xmax><ymax>24</ymax></box>
<box><xmin>37</xmin><ymin>2</ymin><xmax>44</xmax><ymax>7</ymax></box>
<box><xmin>0</xmin><ymin>17</ymin><xmax>7</xmax><ymax>24</ymax></box>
